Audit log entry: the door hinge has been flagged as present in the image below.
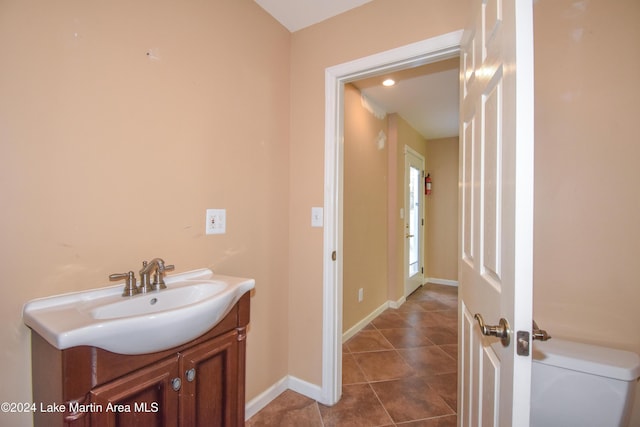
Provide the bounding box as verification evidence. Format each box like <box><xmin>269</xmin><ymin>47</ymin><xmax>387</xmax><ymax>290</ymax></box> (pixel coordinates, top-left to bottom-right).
<box><xmin>421</xmin><ymin>267</ymin><xmax>424</xmax><ymax>274</ymax></box>
<box><xmin>331</xmin><ymin>251</ymin><xmax>337</xmax><ymax>261</ymax></box>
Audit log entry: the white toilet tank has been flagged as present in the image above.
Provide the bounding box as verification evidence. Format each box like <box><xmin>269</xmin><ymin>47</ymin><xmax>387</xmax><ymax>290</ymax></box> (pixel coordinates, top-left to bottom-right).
<box><xmin>531</xmin><ymin>338</ymin><xmax>640</xmax><ymax>427</ymax></box>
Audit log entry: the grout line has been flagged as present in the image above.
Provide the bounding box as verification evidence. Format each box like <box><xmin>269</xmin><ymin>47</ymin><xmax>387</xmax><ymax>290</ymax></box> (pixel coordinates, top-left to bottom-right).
<box><xmin>367</xmin><ymin>382</ymin><xmax>397</xmax><ymax>427</ymax></box>
<box><xmin>313</xmin><ymin>401</ymin><xmax>326</xmax><ymax>427</ymax></box>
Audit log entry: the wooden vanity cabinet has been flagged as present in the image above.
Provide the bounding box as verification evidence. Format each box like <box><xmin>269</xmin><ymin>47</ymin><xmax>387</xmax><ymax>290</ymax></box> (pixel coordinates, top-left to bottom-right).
<box><xmin>89</xmin><ymin>354</ymin><xmax>180</xmax><ymax>427</ymax></box>
<box><xmin>31</xmin><ymin>293</ymin><xmax>249</xmax><ymax>427</ymax></box>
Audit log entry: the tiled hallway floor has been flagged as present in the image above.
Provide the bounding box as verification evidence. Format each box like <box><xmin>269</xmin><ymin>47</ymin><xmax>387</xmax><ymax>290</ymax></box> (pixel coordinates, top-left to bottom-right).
<box><xmin>246</xmin><ymin>283</ymin><xmax>458</xmax><ymax>426</ymax></box>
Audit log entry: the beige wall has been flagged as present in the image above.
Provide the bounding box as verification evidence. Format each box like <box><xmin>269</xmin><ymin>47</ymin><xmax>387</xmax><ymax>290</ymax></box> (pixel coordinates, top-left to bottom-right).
<box><xmin>533</xmin><ymin>1</ymin><xmax>640</xmax><ymax>422</ymax></box>
<box><xmin>533</xmin><ymin>0</ymin><xmax>640</xmax><ymax>355</ymax></box>
<box><xmin>343</xmin><ymin>84</ymin><xmax>389</xmax><ymax>331</ymax></box>
<box><xmin>0</xmin><ymin>1</ymin><xmax>290</xmax><ymax>425</ymax></box>
<box><xmin>424</xmin><ymin>137</ymin><xmax>459</xmax><ymax>281</ymax></box>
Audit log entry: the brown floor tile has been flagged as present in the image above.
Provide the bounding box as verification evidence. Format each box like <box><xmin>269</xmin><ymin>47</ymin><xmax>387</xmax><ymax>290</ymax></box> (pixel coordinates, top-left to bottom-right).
<box><xmin>423</xmin><ymin>283</ymin><xmax>458</xmax><ymax>296</ymax></box>
<box><xmin>420</xmin><ymin>325</ymin><xmax>458</xmax><ymax>345</ymax></box>
<box><xmin>433</xmin><ymin>296</ymin><xmax>458</xmax><ymax>309</ymax></box>
<box><xmin>343</xmin><ymin>353</ymin><xmax>367</xmax><ymax>385</ymax></box>
<box><xmin>406</xmin><ymin>290</ymin><xmax>440</xmax><ymax>302</ymax></box>
<box><xmin>425</xmin><ymin>372</ymin><xmax>458</xmax><ymax>410</ymax></box>
<box><xmin>353</xmin><ymin>350</ymin><xmax>415</xmax><ymax>381</ymax></box>
<box><xmin>415</xmin><ymin>299</ymin><xmax>453</xmax><ymax>312</ymax></box>
<box><xmin>318</xmin><ymin>383</ymin><xmax>393</xmax><ymax>427</ymax></box>
<box><xmin>378</xmin><ymin>328</ymin><xmax>435</xmax><ymax>349</ymax></box>
<box><xmin>434</xmin><ymin>310</ymin><xmax>457</xmax><ymax>322</ymax></box>
<box><xmin>398</xmin><ymin>346</ymin><xmax>457</xmax><ymax>376</ymax></box>
<box><xmin>439</xmin><ymin>344</ymin><xmax>458</xmax><ymax>360</ymax></box>
<box><xmin>406</xmin><ymin>310</ymin><xmax>458</xmax><ymax>329</ymax></box>
<box><xmin>370</xmin><ymin>376</ymin><xmax>454</xmax><ymax>423</ymax></box>
<box><xmin>434</xmin><ymin>293</ymin><xmax>458</xmax><ymax>303</ymax></box>
<box><xmin>395</xmin><ymin>300</ymin><xmax>428</xmax><ymax>313</ymax></box>
<box><xmin>371</xmin><ymin>310</ymin><xmax>414</xmax><ymax>329</ymax></box>
<box><xmin>397</xmin><ymin>414</ymin><xmax>457</xmax><ymax>426</ymax></box>
<box><xmin>246</xmin><ymin>390</ymin><xmax>322</xmax><ymax>427</ymax></box>
<box><xmin>346</xmin><ymin>329</ymin><xmax>394</xmax><ymax>353</ymax></box>
<box><xmin>394</xmin><ymin>310</ymin><xmax>429</xmax><ymax>326</ymax></box>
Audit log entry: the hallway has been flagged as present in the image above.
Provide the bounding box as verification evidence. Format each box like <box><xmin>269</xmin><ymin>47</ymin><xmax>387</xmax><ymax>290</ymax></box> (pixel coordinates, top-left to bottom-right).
<box><xmin>246</xmin><ymin>283</ymin><xmax>458</xmax><ymax>426</ymax></box>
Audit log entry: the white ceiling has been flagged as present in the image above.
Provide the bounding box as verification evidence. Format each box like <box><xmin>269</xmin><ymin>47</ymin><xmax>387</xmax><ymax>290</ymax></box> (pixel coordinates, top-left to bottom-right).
<box><xmin>254</xmin><ymin>0</ymin><xmax>374</xmax><ymax>32</ymax></box>
<box><xmin>353</xmin><ymin>58</ymin><xmax>459</xmax><ymax>139</ymax></box>
<box><xmin>254</xmin><ymin>0</ymin><xmax>459</xmax><ymax>140</ymax></box>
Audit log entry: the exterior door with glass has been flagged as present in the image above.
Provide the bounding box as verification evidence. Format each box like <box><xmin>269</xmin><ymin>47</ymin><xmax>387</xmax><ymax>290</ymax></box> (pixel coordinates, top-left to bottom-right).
<box><xmin>404</xmin><ymin>146</ymin><xmax>424</xmax><ymax>297</ymax></box>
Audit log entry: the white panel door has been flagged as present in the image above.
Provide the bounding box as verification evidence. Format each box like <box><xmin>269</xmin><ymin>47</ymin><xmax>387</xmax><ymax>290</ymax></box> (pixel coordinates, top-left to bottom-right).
<box><xmin>458</xmin><ymin>1</ymin><xmax>535</xmax><ymax>426</ymax></box>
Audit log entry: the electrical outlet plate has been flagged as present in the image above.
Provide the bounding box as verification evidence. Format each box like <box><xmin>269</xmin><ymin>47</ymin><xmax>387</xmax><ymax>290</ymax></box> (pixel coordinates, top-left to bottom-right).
<box><xmin>206</xmin><ymin>209</ymin><xmax>226</xmax><ymax>235</ymax></box>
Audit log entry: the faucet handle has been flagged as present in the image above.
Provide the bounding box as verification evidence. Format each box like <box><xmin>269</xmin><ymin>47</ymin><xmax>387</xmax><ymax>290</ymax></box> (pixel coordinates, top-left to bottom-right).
<box><xmin>152</xmin><ymin>263</ymin><xmax>175</xmax><ymax>291</ymax></box>
<box><xmin>109</xmin><ymin>271</ymin><xmax>139</xmax><ymax>297</ymax></box>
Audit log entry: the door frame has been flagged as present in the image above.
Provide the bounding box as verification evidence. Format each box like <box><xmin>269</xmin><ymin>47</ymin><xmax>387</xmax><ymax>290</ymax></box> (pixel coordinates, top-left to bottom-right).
<box><xmin>321</xmin><ymin>30</ymin><xmax>464</xmax><ymax>404</ymax></box>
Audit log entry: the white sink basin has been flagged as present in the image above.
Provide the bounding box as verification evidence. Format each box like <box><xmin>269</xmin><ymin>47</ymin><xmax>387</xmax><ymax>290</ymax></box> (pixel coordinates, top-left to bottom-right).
<box><xmin>23</xmin><ymin>269</ymin><xmax>254</xmax><ymax>355</ymax></box>
<box><xmin>88</xmin><ymin>282</ymin><xmax>228</xmax><ymax>320</ymax></box>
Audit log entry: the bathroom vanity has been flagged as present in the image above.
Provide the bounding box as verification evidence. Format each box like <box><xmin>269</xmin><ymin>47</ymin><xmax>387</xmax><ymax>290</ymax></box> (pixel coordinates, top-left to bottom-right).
<box><xmin>30</xmin><ymin>293</ymin><xmax>249</xmax><ymax>427</ymax></box>
<box><xmin>24</xmin><ymin>267</ymin><xmax>254</xmax><ymax>427</ymax></box>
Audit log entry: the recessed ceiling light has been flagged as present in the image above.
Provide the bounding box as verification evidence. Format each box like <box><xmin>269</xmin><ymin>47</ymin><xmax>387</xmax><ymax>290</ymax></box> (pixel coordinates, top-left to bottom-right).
<box><xmin>382</xmin><ymin>78</ymin><xmax>396</xmax><ymax>87</ymax></box>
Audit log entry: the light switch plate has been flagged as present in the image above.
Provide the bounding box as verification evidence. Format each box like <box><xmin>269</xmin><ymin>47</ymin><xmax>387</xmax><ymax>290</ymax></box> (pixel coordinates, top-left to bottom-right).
<box><xmin>206</xmin><ymin>209</ymin><xmax>226</xmax><ymax>235</ymax></box>
<box><xmin>311</xmin><ymin>207</ymin><xmax>323</xmax><ymax>227</ymax></box>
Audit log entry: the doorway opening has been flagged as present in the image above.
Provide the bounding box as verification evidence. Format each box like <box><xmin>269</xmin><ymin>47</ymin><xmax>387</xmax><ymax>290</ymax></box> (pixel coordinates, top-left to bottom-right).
<box><xmin>321</xmin><ymin>30</ymin><xmax>464</xmax><ymax>405</ymax></box>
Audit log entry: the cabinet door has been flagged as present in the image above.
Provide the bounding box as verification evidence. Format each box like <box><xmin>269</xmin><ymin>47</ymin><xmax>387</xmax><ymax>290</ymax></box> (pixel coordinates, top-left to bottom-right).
<box><xmin>89</xmin><ymin>355</ymin><xmax>180</xmax><ymax>427</ymax></box>
<box><xmin>180</xmin><ymin>330</ymin><xmax>240</xmax><ymax>427</ymax></box>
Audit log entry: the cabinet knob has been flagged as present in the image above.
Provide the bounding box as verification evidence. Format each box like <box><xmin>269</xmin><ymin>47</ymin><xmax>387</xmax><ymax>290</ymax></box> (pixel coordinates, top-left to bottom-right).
<box><xmin>185</xmin><ymin>368</ymin><xmax>196</xmax><ymax>382</ymax></box>
<box><xmin>171</xmin><ymin>377</ymin><xmax>182</xmax><ymax>392</ymax></box>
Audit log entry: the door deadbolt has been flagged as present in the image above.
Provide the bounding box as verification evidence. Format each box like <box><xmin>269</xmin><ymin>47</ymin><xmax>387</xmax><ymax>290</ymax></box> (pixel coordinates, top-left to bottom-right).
<box><xmin>474</xmin><ymin>313</ymin><xmax>511</xmax><ymax>347</ymax></box>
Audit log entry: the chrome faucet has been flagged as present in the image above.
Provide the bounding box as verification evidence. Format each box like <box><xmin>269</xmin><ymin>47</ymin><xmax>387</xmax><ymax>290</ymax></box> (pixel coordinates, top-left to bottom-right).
<box><xmin>110</xmin><ymin>258</ymin><xmax>175</xmax><ymax>296</ymax></box>
<box><xmin>139</xmin><ymin>258</ymin><xmax>175</xmax><ymax>292</ymax></box>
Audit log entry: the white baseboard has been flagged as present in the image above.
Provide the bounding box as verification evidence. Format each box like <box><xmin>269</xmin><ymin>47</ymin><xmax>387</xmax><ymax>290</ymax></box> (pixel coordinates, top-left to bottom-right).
<box><xmin>341</xmin><ymin>296</ymin><xmax>407</xmax><ymax>343</ymax></box>
<box><xmin>341</xmin><ymin>301</ymin><xmax>388</xmax><ymax>343</ymax></box>
<box><xmin>244</xmin><ymin>375</ymin><xmax>324</xmax><ymax>420</ymax></box>
<box><xmin>426</xmin><ymin>277</ymin><xmax>459</xmax><ymax>287</ymax></box>
<box><xmin>288</xmin><ymin>375</ymin><xmax>324</xmax><ymax>402</ymax></box>
<box><xmin>389</xmin><ymin>295</ymin><xmax>406</xmax><ymax>309</ymax></box>
<box><xmin>245</xmin><ymin>376</ymin><xmax>289</xmax><ymax>420</ymax></box>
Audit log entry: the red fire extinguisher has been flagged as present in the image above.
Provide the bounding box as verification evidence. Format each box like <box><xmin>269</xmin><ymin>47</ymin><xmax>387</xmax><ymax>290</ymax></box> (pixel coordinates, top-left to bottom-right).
<box><xmin>425</xmin><ymin>173</ymin><xmax>432</xmax><ymax>195</ymax></box>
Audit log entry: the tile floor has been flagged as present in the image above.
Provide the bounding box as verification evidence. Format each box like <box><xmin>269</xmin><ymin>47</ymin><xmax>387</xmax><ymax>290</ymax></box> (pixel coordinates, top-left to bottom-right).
<box><xmin>246</xmin><ymin>283</ymin><xmax>458</xmax><ymax>427</ymax></box>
